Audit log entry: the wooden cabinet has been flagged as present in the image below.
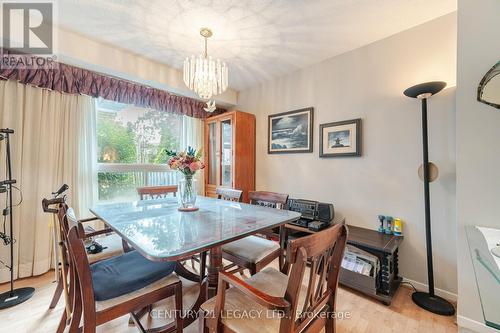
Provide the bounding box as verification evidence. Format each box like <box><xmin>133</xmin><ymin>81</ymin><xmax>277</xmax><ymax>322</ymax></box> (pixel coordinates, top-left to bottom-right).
<box><xmin>204</xmin><ymin>110</ymin><xmax>255</xmax><ymax>202</ymax></box>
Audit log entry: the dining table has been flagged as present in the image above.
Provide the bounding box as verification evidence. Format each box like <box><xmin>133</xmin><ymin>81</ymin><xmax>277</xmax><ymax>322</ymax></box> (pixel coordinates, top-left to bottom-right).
<box><xmin>90</xmin><ymin>195</ymin><xmax>301</xmax><ymax>329</ymax></box>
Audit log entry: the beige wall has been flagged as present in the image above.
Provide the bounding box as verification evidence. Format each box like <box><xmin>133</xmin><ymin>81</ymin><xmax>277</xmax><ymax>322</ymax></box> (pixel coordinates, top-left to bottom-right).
<box><xmin>456</xmin><ymin>0</ymin><xmax>500</xmax><ymax>332</ymax></box>
<box><xmin>237</xmin><ymin>13</ymin><xmax>458</xmax><ymax>295</ymax></box>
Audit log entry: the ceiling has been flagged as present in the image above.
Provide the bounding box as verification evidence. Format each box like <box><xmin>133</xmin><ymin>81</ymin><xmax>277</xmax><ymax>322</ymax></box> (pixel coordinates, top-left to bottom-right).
<box><xmin>57</xmin><ymin>0</ymin><xmax>456</xmax><ymax>91</ymax></box>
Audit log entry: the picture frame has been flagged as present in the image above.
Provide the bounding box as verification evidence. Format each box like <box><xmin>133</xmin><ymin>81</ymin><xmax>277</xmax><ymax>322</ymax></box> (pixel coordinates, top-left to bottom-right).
<box><xmin>319</xmin><ymin>118</ymin><xmax>362</xmax><ymax>157</ymax></box>
<box><xmin>268</xmin><ymin>107</ymin><xmax>314</xmax><ymax>154</ymax></box>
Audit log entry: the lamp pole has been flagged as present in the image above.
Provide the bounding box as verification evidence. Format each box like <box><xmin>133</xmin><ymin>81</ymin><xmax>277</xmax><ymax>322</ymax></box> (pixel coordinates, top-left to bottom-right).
<box><xmin>420</xmin><ymin>97</ymin><xmax>434</xmax><ymax>297</ymax></box>
<box><xmin>403</xmin><ymin>82</ymin><xmax>454</xmax><ymax>316</ymax></box>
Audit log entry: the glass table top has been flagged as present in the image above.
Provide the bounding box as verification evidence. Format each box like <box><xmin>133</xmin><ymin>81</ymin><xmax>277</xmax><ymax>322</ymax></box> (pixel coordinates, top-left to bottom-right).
<box><xmin>90</xmin><ymin>196</ymin><xmax>301</xmax><ymax>261</ymax></box>
<box><xmin>466</xmin><ymin>225</ymin><xmax>500</xmax><ymax>330</ymax></box>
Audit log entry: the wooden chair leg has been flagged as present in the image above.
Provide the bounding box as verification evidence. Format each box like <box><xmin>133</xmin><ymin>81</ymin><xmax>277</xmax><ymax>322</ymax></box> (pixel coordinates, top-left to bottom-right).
<box><xmin>129</xmin><ymin>312</ymin><xmax>147</xmax><ymax>333</ymax></box>
<box><xmin>56</xmin><ymin>310</ymin><xmax>67</xmax><ymax>333</ymax></box>
<box><xmin>69</xmin><ymin>306</ymin><xmax>83</xmax><ymax>333</ymax></box>
<box><xmin>325</xmin><ymin>316</ymin><xmax>336</xmax><ymax>333</ymax></box>
<box><xmin>49</xmin><ymin>278</ymin><xmax>64</xmax><ymax>309</ymax></box>
<box><xmin>249</xmin><ymin>266</ymin><xmax>257</xmax><ymax>276</ymax></box>
<box><xmin>69</xmin><ymin>285</ymin><xmax>83</xmax><ymax>333</ymax></box>
<box><xmin>174</xmin><ymin>282</ymin><xmax>183</xmax><ymax>333</ymax></box>
<box><xmin>129</xmin><ymin>304</ymin><xmax>153</xmax><ymax>326</ymax></box>
<box><xmin>325</xmin><ymin>298</ymin><xmax>336</xmax><ymax>333</ymax></box>
<box><xmin>199</xmin><ymin>312</ymin><xmax>210</xmax><ymax>333</ymax></box>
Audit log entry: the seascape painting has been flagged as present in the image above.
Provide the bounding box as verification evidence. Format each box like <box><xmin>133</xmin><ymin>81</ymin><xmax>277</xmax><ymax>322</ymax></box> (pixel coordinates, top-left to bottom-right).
<box><xmin>268</xmin><ymin>108</ymin><xmax>313</xmax><ymax>154</ymax></box>
<box><xmin>320</xmin><ymin>118</ymin><xmax>361</xmax><ymax>157</ymax></box>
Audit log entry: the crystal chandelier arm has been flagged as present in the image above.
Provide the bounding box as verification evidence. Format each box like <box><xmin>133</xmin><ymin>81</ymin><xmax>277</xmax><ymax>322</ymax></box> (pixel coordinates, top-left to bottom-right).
<box><xmin>204</xmin><ymin>36</ymin><xmax>208</xmax><ymax>58</ymax></box>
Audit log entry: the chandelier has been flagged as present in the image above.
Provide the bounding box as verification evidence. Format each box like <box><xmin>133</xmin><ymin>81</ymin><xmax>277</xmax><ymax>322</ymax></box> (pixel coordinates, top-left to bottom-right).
<box><xmin>183</xmin><ymin>28</ymin><xmax>228</xmax><ymax>101</ymax></box>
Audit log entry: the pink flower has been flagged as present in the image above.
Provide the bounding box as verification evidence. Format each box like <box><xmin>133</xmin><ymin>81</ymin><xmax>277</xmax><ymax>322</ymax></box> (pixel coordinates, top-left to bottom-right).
<box><xmin>165</xmin><ymin>148</ymin><xmax>204</xmax><ymax>174</ymax></box>
<box><xmin>189</xmin><ymin>162</ymin><xmax>200</xmax><ymax>172</ymax></box>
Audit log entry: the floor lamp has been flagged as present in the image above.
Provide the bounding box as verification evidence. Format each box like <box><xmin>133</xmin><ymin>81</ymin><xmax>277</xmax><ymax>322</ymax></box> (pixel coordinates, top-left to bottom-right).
<box><xmin>403</xmin><ymin>82</ymin><xmax>455</xmax><ymax>316</ymax></box>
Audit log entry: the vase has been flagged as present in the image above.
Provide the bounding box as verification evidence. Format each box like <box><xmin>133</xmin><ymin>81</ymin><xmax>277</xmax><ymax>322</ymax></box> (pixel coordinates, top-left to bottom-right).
<box><xmin>178</xmin><ymin>174</ymin><xmax>197</xmax><ymax>209</ymax></box>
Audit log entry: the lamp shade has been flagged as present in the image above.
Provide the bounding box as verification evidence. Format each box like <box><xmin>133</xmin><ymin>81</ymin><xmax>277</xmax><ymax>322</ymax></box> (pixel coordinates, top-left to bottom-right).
<box><xmin>403</xmin><ymin>81</ymin><xmax>446</xmax><ymax>99</ymax></box>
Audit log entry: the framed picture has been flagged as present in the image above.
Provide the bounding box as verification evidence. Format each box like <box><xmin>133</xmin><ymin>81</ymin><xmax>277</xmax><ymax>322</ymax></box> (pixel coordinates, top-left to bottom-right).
<box><xmin>319</xmin><ymin>118</ymin><xmax>362</xmax><ymax>157</ymax></box>
<box><xmin>268</xmin><ymin>107</ymin><xmax>314</xmax><ymax>154</ymax></box>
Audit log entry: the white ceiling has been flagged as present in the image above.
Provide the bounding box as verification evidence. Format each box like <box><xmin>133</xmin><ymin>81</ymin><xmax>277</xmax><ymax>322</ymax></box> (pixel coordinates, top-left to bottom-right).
<box><xmin>57</xmin><ymin>0</ymin><xmax>456</xmax><ymax>91</ymax></box>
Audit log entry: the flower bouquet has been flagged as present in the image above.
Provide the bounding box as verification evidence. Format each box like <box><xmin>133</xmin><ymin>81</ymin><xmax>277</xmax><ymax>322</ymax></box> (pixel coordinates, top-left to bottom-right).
<box><xmin>166</xmin><ymin>147</ymin><xmax>205</xmax><ymax>211</ymax></box>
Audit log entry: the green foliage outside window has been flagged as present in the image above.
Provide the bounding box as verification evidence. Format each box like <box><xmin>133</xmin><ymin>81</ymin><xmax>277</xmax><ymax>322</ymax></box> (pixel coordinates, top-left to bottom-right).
<box><xmin>96</xmin><ymin>102</ymin><xmax>182</xmax><ymax>201</ymax></box>
<box><xmin>97</xmin><ymin>114</ymin><xmax>137</xmax><ymax>200</ymax></box>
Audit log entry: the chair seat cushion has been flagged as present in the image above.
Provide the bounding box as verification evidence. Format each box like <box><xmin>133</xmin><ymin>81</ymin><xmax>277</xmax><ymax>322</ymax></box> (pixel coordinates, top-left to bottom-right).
<box><xmin>91</xmin><ymin>250</ymin><xmax>176</xmax><ymax>301</ymax></box>
<box><xmin>201</xmin><ymin>267</ymin><xmax>307</xmax><ymax>333</ymax></box>
<box><xmin>87</xmin><ymin>234</ymin><xmax>125</xmax><ymax>264</ymax></box>
<box><xmin>222</xmin><ymin>235</ymin><xmax>281</xmax><ymax>263</ymax></box>
<box><xmin>95</xmin><ymin>273</ymin><xmax>180</xmax><ymax>311</ymax></box>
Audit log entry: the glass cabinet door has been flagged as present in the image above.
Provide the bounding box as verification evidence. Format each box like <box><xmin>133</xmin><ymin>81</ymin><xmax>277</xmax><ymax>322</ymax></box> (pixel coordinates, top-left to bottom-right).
<box><xmin>208</xmin><ymin>122</ymin><xmax>218</xmax><ymax>185</ymax></box>
<box><xmin>221</xmin><ymin>119</ymin><xmax>233</xmax><ymax>187</ymax></box>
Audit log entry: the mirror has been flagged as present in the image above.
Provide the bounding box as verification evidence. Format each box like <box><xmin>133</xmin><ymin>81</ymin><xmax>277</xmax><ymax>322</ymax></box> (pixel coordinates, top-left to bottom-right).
<box><xmin>478</xmin><ymin>61</ymin><xmax>500</xmax><ymax>109</ymax></box>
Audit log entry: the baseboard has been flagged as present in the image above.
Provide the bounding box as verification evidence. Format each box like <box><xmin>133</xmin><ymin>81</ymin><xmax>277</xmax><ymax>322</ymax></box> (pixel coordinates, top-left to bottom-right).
<box><xmin>457</xmin><ymin>315</ymin><xmax>499</xmax><ymax>333</ymax></box>
<box><xmin>402</xmin><ymin>277</ymin><xmax>458</xmax><ymax>302</ymax></box>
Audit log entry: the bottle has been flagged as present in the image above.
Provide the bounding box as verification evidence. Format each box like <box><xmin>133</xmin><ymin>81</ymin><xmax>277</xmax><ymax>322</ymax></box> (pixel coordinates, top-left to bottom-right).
<box><xmin>377</xmin><ymin>215</ymin><xmax>385</xmax><ymax>233</ymax></box>
<box><xmin>385</xmin><ymin>216</ymin><xmax>393</xmax><ymax>235</ymax></box>
<box><xmin>393</xmin><ymin>218</ymin><xmax>403</xmax><ymax>236</ymax></box>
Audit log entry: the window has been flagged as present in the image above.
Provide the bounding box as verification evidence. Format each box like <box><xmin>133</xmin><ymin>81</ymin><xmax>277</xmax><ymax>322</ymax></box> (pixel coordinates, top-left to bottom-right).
<box><xmin>96</xmin><ymin>99</ymin><xmax>182</xmax><ymax>202</ymax></box>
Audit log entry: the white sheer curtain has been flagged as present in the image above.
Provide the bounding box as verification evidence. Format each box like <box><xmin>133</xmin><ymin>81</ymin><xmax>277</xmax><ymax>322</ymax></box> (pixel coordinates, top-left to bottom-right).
<box><xmin>0</xmin><ymin>79</ymin><xmax>97</xmax><ymax>282</ymax></box>
<box><xmin>181</xmin><ymin>115</ymin><xmax>205</xmax><ymax>195</ymax></box>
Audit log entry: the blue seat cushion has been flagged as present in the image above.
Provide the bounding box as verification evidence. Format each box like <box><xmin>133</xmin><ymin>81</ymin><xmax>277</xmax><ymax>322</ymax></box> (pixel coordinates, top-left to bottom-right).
<box><xmin>90</xmin><ymin>250</ymin><xmax>176</xmax><ymax>301</ymax></box>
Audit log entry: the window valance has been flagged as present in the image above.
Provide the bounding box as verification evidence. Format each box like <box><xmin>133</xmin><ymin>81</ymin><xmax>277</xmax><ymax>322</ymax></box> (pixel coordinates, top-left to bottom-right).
<box><xmin>0</xmin><ymin>48</ymin><xmax>225</xmax><ymax>118</ymax></box>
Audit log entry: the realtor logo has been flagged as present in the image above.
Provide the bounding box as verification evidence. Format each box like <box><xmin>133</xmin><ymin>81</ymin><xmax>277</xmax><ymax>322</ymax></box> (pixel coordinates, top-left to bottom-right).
<box><xmin>2</xmin><ymin>1</ymin><xmax>53</xmax><ymax>54</ymax></box>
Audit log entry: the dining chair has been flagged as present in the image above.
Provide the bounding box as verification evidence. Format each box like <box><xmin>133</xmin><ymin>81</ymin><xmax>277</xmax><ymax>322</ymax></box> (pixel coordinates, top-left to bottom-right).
<box><xmin>216</xmin><ymin>187</ymin><xmax>243</xmax><ymax>202</ymax></box>
<box><xmin>201</xmin><ymin>223</ymin><xmax>348</xmax><ymax>333</ymax></box>
<box><xmin>249</xmin><ymin>191</ymin><xmax>288</xmax><ymax>209</ymax></box>
<box><xmin>42</xmin><ymin>192</ymin><xmax>130</xmax><ymax>311</ymax></box>
<box><xmin>64</xmin><ymin>207</ymin><xmax>183</xmax><ymax>333</ymax></box>
<box><xmin>137</xmin><ymin>185</ymin><xmax>178</xmax><ymax>200</ymax></box>
<box><xmin>45</xmin><ymin>199</ymin><xmax>139</xmax><ymax>333</ymax></box>
<box><xmin>221</xmin><ymin>191</ymin><xmax>289</xmax><ymax>275</ymax></box>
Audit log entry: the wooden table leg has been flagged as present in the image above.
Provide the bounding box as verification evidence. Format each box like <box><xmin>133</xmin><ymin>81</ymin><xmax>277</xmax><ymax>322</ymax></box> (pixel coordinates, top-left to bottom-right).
<box><xmin>152</xmin><ymin>248</ymin><xmax>222</xmax><ymax>331</ymax></box>
<box><xmin>280</xmin><ymin>226</ymin><xmax>290</xmax><ymax>274</ymax></box>
<box><xmin>207</xmin><ymin>246</ymin><xmax>223</xmax><ymax>298</ymax></box>
<box><xmin>145</xmin><ymin>255</ymin><xmax>209</xmax><ymax>332</ymax></box>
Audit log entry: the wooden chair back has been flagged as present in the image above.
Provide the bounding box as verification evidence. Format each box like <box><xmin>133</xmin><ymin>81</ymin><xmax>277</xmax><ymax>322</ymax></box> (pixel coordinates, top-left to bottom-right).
<box><xmin>65</xmin><ymin>208</ymin><xmax>96</xmax><ymax>300</ymax></box>
<box><xmin>248</xmin><ymin>191</ymin><xmax>289</xmax><ymax>241</ymax></box>
<box><xmin>216</xmin><ymin>187</ymin><xmax>243</xmax><ymax>202</ymax></box>
<box><xmin>56</xmin><ymin>207</ymin><xmax>94</xmax><ymax>332</ymax></box>
<box><xmin>248</xmin><ymin>191</ymin><xmax>288</xmax><ymax>209</ymax></box>
<box><xmin>137</xmin><ymin>185</ymin><xmax>178</xmax><ymax>200</ymax></box>
<box><xmin>57</xmin><ymin>203</ymin><xmax>71</xmax><ymax>237</ymax></box>
<box><xmin>282</xmin><ymin>223</ymin><xmax>348</xmax><ymax>332</ymax></box>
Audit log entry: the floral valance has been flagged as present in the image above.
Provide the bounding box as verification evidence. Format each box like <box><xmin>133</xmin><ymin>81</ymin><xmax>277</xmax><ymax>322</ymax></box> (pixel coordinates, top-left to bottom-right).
<box><xmin>0</xmin><ymin>48</ymin><xmax>225</xmax><ymax>118</ymax></box>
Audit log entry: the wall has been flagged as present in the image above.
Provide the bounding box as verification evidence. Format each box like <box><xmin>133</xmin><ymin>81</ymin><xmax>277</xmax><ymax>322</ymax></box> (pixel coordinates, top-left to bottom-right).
<box><xmin>237</xmin><ymin>13</ymin><xmax>458</xmax><ymax>295</ymax></box>
<box><xmin>456</xmin><ymin>0</ymin><xmax>500</xmax><ymax>332</ymax></box>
